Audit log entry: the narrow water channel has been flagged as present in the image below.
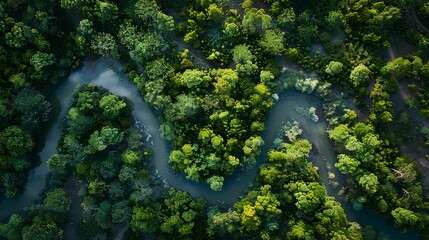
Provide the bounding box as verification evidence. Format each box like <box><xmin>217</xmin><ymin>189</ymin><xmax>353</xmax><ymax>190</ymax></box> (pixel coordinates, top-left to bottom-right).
<box><xmin>0</xmin><ymin>58</ymin><xmax>418</xmax><ymax>239</ymax></box>
<box><xmin>0</xmin><ymin>76</ymin><xmax>83</xmax><ymax>221</ymax></box>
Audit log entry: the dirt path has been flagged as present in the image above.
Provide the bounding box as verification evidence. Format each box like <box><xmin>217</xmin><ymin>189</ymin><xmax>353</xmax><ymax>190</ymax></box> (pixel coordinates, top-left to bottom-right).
<box><xmin>113</xmin><ymin>225</ymin><xmax>129</xmax><ymax>240</ymax></box>
<box><xmin>229</xmin><ymin>0</ymin><xmax>244</xmax><ymax>16</ymax></box>
<box><xmin>135</xmin><ymin>61</ymin><xmax>144</xmax><ymax>74</ymax></box>
<box><xmin>176</xmin><ymin>38</ymin><xmax>213</xmax><ymax>68</ymax></box>
<box><xmin>65</xmin><ymin>9</ymin><xmax>81</xmax><ymax>29</ymax></box>
<box><xmin>412</xmin><ymin>7</ymin><xmax>429</xmax><ymax>34</ymax></box>
<box><xmin>63</xmin><ymin>177</ymin><xmax>83</xmax><ymax>240</ymax></box>
<box><xmin>388</xmin><ymin>47</ymin><xmax>412</xmax><ymax>101</ymax></box>
<box><xmin>387</xmin><ymin>47</ymin><xmax>429</xmax><ymax>188</ymax></box>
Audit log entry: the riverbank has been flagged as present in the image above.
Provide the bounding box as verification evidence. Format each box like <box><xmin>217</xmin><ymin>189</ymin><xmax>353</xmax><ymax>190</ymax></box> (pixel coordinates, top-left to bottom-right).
<box><xmin>0</xmin><ymin>58</ymin><xmax>419</xmax><ymax>239</ymax></box>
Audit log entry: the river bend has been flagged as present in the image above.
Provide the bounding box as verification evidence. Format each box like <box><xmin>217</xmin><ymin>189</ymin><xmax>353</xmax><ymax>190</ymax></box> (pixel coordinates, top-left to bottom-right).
<box><xmin>0</xmin><ymin>58</ymin><xmax>418</xmax><ymax>239</ymax></box>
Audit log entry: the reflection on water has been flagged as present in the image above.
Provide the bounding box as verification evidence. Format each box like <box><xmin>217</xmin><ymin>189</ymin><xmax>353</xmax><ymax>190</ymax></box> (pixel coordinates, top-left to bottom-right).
<box><xmin>0</xmin><ymin>59</ymin><xmax>418</xmax><ymax>239</ymax></box>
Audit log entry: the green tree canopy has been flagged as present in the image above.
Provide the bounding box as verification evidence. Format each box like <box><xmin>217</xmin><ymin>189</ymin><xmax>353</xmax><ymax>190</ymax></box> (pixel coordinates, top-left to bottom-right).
<box><xmin>29</xmin><ymin>51</ymin><xmax>55</xmax><ymax>71</ymax></box>
<box><xmin>135</xmin><ymin>0</ymin><xmax>159</xmax><ymax>22</ymax></box>
<box><xmin>350</xmin><ymin>64</ymin><xmax>370</xmax><ymax>87</ymax></box>
<box><xmin>325</xmin><ymin>61</ymin><xmax>343</xmax><ymax>75</ymax></box>
<box><xmin>44</xmin><ymin>188</ymin><xmax>72</xmax><ymax>213</ymax></box>
<box><xmin>22</xmin><ymin>217</ymin><xmax>62</xmax><ymax>240</ymax></box>
<box><xmin>13</xmin><ymin>88</ymin><xmax>52</xmax><ymax>133</ymax></box>
<box><xmin>99</xmin><ymin>94</ymin><xmax>126</xmax><ymax>119</ymax></box>
<box><xmin>232</xmin><ymin>44</ymin><xmax>258</xmax><ymax>74</ymax></box>
<box><xmin>207</xmin><ymin>175</ymin><xmax>224</xmax><ymax>191</ymax></box>
<box><xmin>0</xmin><ymin>126</ymin><xmax>34</xmax><ymax>159</ymax></box>
<box><xmin>358</xmin><ymin>173</ymin><xmax>379</xmax><ymax>194</ymax></box>
<box><xmin>0</xmin><ymin>214</ymin><xmax>24</xmax><ymax>240</ymax></box>
<box><xmin>91</xmin><ymin>32</ymin><xmax>117</xmax><ymax>56</ymax></box>
<box><xmin>242</xmin><ymin>8</ymin><xmax>272</xmax><ymax>34</ymax></box>
<box><xmin>259</xmin><ymin>29</ymin><xmax>284</xmax><ymax>55</ymax></box>
<box><xmin>391</xmin><ymin>207</ymin><xmax>418</xmax><ymax>228</ymax></box>
<box><xmin>88</xmin><ymin>127</ymin><xmax>124</xmax><ymax>152</ymax></box>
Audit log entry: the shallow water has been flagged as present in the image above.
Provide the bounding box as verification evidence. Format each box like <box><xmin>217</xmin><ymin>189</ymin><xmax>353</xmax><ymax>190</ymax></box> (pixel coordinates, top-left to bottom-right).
<box><xmin>0</xmin><ymin>59</ymin><xmax>418</xmax><ymax>239</ymax></box>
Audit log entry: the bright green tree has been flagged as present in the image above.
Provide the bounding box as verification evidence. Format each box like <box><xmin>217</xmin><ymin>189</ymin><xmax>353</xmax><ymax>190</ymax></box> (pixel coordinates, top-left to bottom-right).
<box><xmin>242</xmin><ymin>8</ymin><xmax>272</xmax><ymax>34</ymax></box>
<box><xmin>88</xmin><ymin>127</ymin><xmax>124</xmax><ymax>152</ymax></box>
<box><xmin>233</xmin><ymin>44</ymin><xmax>258</xmax><ymax>74</ymax></box>
<box><xmin>207</xmin><ymin>4</ymin><xmax>224</xmax><ymax>22</ymax></box>
<box><xmin>325</xmin><ymin>61</ymin><xmax>343</xmax><ymax>75</ymax></box>
<box><xmin>95</xmin><ymin>1</ymin><xmax>118</xmax><ymax>22</ymax></box>
<box><xmin>335</xmin><ymin>154</ymin><xmax>361</xmax><ymax>174</ymax></box>
<box><xmin>358</xmin><ymin>173</ymin><xmax>379</xmax><ymax>194</ymax></box>
<box><xmin>135</xmin><ymin>0</ymin><xmax>159</xmax><ymax>22</ymax></box>
<box><xmin>240</xmin><ymin>205</ymin><xmax>261</xmax><ymax>232</ymax></box>
<box><xmin>91</xmin><ymin>32</ymin><xmax>117</xmax><ymax>56</ymax></box>
<box><xmin>99</xmin><ymin>94</ymin><xmax>126</xmax><ymax>119</ymax></box>
<box><xmin>350</xmin><ymin>64</ymin><xmax>370</xmax><ymax>87</ymax></box>
<box><xmin>131</xmin><ymin>206</ymin><xmax>160</xmax><ymax>233</ymax></box>
<box><xmin>207</xmin><ymin>175</ymin><xmax>224</xmax><ymax>191</ymax></box>
<box><xmin>30</xmin><ymin>51</ymin><xmax>55</xmax><ymax>71</ymax></box>
<box><xmin>122</xmin><ymin>150</ymin><xmax>143</xmax><ymax>165</ymax></box>
<box><xmin>44</xmin><ymin>188</ymin><xmax>72</xmax><ymax>213</ymax></box>
<box><xmin>259</xmin><ymin>29</ymin><xmax>284</xmax><ymax>55</ymax></box>
<box><xmin>391</xmin><ymin>207</ymin><xmax>418</xmax><ymax>228</ymax></box>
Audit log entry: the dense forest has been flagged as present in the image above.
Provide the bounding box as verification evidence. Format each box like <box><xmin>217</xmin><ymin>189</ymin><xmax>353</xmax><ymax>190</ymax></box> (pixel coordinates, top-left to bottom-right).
<box><xmin>1</xmin><ymin>0</ymin><xmax>429</xmax><ymax>239</ymax></box>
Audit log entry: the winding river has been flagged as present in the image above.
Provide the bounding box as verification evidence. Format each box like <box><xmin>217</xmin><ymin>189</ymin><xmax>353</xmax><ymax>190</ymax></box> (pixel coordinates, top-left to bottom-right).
<box><xmin>0</xmin><ymin>75</ymin><xmax>82</xmax><ymax>220</ymax></box>
<box><xmin>0</xmin><ymin>58</ymin><xmax>418</xmax><ymax>239</ymax></box>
